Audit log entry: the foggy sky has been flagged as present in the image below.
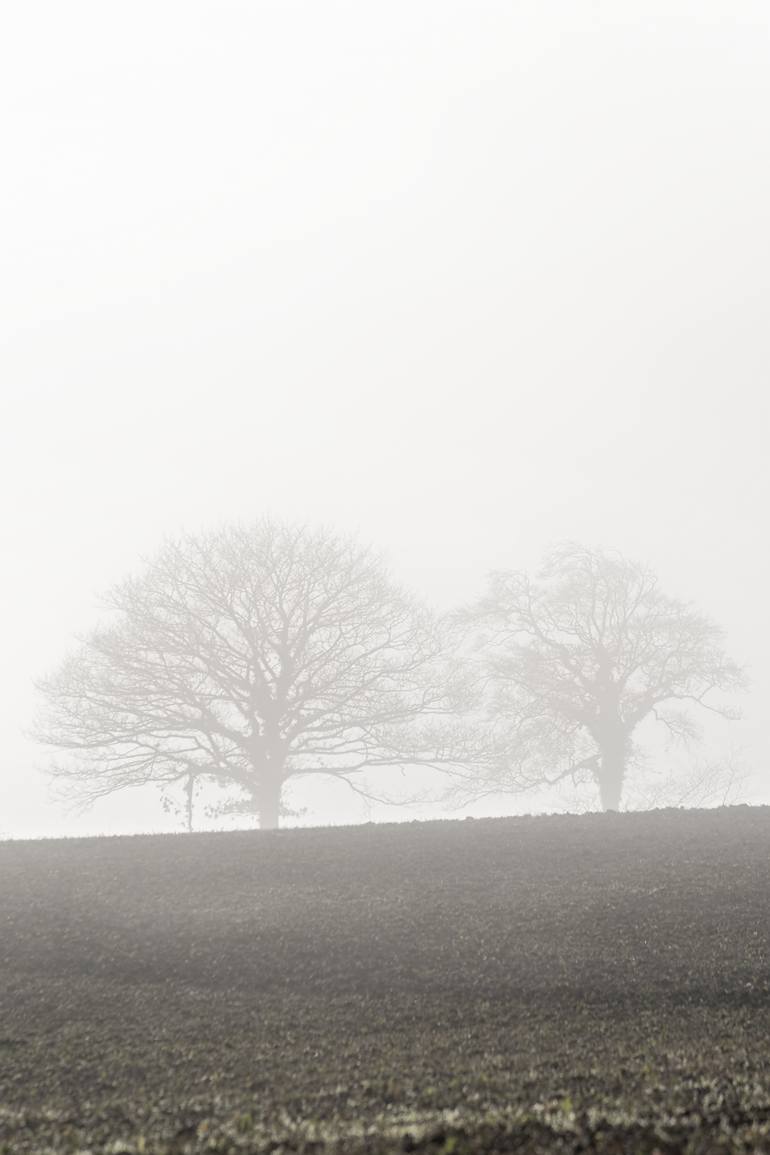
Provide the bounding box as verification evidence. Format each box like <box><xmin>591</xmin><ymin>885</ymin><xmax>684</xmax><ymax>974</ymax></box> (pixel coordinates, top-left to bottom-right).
<box><xmin>2</xmin><ymin>1</ymin><xmax>769</xmax><ymax>837</ymax></box>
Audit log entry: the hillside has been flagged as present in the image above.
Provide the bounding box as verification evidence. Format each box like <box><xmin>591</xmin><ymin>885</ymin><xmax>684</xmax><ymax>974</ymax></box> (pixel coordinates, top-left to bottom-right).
<box><xmin>1</xmin><ymin>806</ymin><xmax>770</xmax><ymax>1153</ymax></box>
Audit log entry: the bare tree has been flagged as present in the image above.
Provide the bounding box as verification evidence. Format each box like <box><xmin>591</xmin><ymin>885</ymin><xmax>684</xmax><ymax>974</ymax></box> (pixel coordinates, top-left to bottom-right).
<box><xmin>35</xmin><ymin>520</ymin><xmax>471</xmax><ymax>829</ymax></box>
<box><xmin>455</xmin><ymin>544</ymin><xmax>746</xmax><ymax>811</ymax></box>
<box><xmin>623</xmin><ymin>751</ymin><xmax>749</xmax><ymax>812</ymax></box>
<box><xmin>159</xmin><ymin>772</ymin><xmax>199</xmax><ymax>833</ymax></box>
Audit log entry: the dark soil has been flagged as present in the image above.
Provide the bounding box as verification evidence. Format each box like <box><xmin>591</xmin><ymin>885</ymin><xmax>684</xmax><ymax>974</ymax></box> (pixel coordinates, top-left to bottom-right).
<box><xmin>1</xmin><ymin>806</ymin><xmax>770</xmax><ymax>1153</ymax></box>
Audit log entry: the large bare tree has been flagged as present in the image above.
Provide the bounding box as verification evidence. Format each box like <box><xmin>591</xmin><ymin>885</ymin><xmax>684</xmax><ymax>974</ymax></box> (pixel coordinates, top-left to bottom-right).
<box><xmin>455</xmin><ymin>544</ymin><xmax>745</xmax><ymax>811</ymax></box>
<box><xmin>35</xmin><ymin>520</ymin><xmax>472</xmax><ymax>828</ymax></box>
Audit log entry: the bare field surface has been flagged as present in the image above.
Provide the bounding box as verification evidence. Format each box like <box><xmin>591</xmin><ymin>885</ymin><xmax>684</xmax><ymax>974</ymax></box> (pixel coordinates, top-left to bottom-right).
<box><xmin>2</xmin><ymin>807</ymin><xmax>770</xmax><ymax>1154</ymax></box>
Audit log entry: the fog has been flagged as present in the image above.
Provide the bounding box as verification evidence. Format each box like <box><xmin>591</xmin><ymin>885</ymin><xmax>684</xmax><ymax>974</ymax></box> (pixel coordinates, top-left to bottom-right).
<box><xmin>2</xmin><ymin>1</ymin><xmax>769</xmax><ymax>838</ymax></box>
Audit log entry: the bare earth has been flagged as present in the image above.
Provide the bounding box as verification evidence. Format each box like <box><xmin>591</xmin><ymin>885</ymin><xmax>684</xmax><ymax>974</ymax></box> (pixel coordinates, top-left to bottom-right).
<box><xmin>1</xmin><ymin>806</ymin><xmax>769</xmax><ymax>1153</ymax></box>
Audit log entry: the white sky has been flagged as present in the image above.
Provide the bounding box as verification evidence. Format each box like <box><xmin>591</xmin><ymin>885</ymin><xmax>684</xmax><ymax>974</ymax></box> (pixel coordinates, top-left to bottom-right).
<box><xmin>2</xmin><ymin>1</ymin><xmax>769</xmax><ymax>837</ymax></box>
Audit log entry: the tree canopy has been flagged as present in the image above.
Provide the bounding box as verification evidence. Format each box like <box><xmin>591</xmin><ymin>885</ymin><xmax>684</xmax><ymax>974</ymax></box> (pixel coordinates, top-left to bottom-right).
<box><xmin>453</xmin><ymin>544</ymin><xmax>745</xmax><ymax>810</ymax></box>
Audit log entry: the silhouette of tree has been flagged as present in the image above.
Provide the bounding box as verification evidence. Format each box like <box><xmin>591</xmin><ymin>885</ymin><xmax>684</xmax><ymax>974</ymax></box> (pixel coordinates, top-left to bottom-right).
<box><xmin>455</xmin><ymin>544</ymin><xmax>745</xmax><ymax>811</ymax></box>
<box><xmin>35</xmin><ymin>520</ymin><xmax>471</xmax><ymax>829</ymax></box>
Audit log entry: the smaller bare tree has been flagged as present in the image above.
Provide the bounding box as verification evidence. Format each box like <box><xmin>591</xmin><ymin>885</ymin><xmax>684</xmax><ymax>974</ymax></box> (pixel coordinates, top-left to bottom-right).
<box><xmin>623</xmin><ymin>751</ymin><xmax>749</xmax><ymax>812</ymax></box>
<box><xmin>159</xmin><ymin>772</ymin><xmax>200</xmax><ymax>833</ymax></box>
<box><xmin>453</xmin><ymin>544</ymin><xmax>746</xmax><ymax>811</ymax></box>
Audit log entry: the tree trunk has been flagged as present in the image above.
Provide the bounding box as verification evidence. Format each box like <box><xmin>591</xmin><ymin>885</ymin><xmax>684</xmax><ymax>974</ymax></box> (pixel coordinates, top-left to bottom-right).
<box><xmin>594</xmin><ymin>728</ymin><xmax>628</xmax><ymax>811</ymax></box>
<box><xmin>597</xmin><ymin>767</ymin><xmax>623</xmax><ymax>811</ymax></box>
<box><xmin>255</xmin><ymin>773</ymin><xmax>283</xmax><ymax>830</ymax></box>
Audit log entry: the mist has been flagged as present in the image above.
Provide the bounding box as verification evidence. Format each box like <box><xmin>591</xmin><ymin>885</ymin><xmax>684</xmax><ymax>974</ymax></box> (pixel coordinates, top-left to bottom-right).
<box><xmin>2</xmin><ymin>1</ymin><xmax>769</xmax><ymax>836</ymax></box>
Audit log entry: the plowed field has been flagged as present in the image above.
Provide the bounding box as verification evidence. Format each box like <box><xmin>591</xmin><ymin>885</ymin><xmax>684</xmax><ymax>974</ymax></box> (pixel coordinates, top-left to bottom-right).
<box><xmin>1</xmin><ymin>806</ymin><xmax>769</xmax><ymax>1153</ymax></box>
